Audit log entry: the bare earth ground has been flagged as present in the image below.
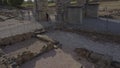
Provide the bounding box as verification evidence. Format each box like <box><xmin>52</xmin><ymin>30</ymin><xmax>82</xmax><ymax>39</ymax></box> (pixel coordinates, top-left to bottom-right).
<box><xmin>11</xmin><ymin>30</ymin><xmax>119</xmax><ymax>68</ymax></box>
<box><xmin>0</xmin><ymin>19</ymin><xmax>43</xmax><ymax>38</ymax></box>
<box><xmin>45</xmin><ymin>30</ymin><xmax>120</xmax><ymax>62</ymax></box>
<box><xmin>3</xmin><ymin>38</ymin><xmax>45</xmax><ymax>58</ymax></box>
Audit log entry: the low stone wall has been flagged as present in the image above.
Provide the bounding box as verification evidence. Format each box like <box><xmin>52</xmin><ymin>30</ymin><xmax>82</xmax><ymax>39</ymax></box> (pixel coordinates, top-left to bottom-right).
<box><xmin>74</xmin><ymin>48</ymin><xmax>120</xmax><ymax>68</ymax></box>
<box><xmin>66</xmin><ymin>18</ymin><xmax>120</xmax><ymax>36</ymax></box>
<box><xmin>0</xmin><ymin>43</ymin><xmax>56</xmax><ymax>68</ymax></box>
<box><xmin>0</xmin><ymin>34</ymin><xmax>61</xmax><ymax>68</ymax></box>
<box><xmin>0</xmin><ymin>32</ymin><xmax>34</xmax><ymax>46</ymax></box>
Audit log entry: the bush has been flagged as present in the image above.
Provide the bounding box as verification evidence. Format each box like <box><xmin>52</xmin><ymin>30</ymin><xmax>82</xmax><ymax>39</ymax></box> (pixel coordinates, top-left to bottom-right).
<box><xmin>8</xmin><ymin>0</ymin><xmax>24</xmax><ymax>7</ymax></box>
<box><xmin>2</xmin><ymin>0</ymin><xmax>8</xmax><ymax>5</ymax></box>
<box><xmin>0</xmin><ymin>0</ymin><xmax>2</xmax><ymax>5</ymax></box>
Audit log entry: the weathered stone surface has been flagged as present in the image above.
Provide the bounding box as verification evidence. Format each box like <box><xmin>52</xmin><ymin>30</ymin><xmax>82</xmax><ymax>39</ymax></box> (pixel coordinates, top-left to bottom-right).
<box><xmin>24</xmin><ymin>32</ymin><xmax>33</xmax><ymax>40</ymax></box>
<box><xmin>16</xmin><ymin>51</ymin><xmax>35</xmax><ymax>65</ymax></box>
<box><xmin>40</xmin><ymin>42</ymin><xmax>55</xmax><ymax>53</ymax></box>
<box><xmin>111</xmin><ymin>61</ymin><xmax>120</xmax><ymax>68</ymax></box>
<box><xmin>74</xmin><ymin>48</ymin><xmax>92</xmax><ymax>58</ymax></box>
<box><xmin>37</xmin><ymin>35</ymin><xmax>58</xmax><ymax>44</ymax></box>
<box><xmin>1</xmin><ymin>37</ymin><xmax>13</xmax><ymax>45</ymax></box>
<box><xmin>0</xmin><ymin>49</ymin><xmax>5</xmax><ymax>57</ymax></box>
<box><xmin>35</xmin><ymin>0</ymin><xmax>48</xmax><ymax>21</ymax></box>
<box><xmin>94</xmin><ymin>57</ymin><xmax>112</xmax><ymax>68</ymax></box>
<box><xmin>0</xmin><ymin>32</ymin><xmax>34</xmax><ymax>47</ymax></box>
<box><xmin>74</xmin><ymin>48</ymin><xmax>113</xmax><ymax>68</ymax></box>
<box><xmin>0</xmin><ymin>63</ymin><xmax>6</xmax><ymax>68</ymax></box>
<box><xmin>34</xmin><ymin>29</ymin><xmax>46</xmax><ymax>34</ymax></box>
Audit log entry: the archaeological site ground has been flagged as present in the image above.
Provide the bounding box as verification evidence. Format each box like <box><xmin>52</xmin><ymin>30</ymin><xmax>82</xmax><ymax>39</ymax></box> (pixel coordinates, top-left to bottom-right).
<box><xmin>0</xmin><ymin>0</ymin><xmax>120</xmax><ymax>68</ymax></box>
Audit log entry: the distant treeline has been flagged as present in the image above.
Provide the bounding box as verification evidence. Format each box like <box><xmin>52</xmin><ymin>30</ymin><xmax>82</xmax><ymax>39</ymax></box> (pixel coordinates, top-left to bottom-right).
<box><xmin>0</xmin><ymin>0</ymin><xmax>24</xmax><ymax>7</ymax></box>
<box><xmin>100</xmin><ymin>0</ymin><xmax>120</xmax><ymax>1</ymax></box>
<box><xmin>100</xmin><ymin>0</ymin><xmax>119</xmax><ymax>1</ymax></box>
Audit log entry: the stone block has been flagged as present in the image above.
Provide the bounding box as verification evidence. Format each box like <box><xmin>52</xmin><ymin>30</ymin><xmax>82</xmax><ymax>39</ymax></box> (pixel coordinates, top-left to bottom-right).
<box><xmin>24</xmin><ymin>32</ymin><xmax>33</xmax><ymax>40</ymax></box>
<box><xmin>1</xmin><ymin>37</ymin><xmax>13</xmax><ymax>45</ymax></box>
<box><xmin>0</xmin><ymin>49</ymin><xmax>5</xmax><ymax>57</ymax></box>
<box><xmin>37</xmin><ymin>35</ymin><xmax>58</xmax><ymax>44</ymax></box>
<box><xmin>12</xmin><ymin>35</ymin><xmax>24</xmax><ymax>43</ymax></box>
<box><xmin>74</xmin><ymin>48</ymin><xmax>113</xmax><ymax>68</ymax></box>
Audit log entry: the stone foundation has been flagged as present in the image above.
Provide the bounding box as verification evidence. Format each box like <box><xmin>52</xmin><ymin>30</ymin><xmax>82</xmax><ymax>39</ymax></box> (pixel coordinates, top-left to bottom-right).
<box><xmin>74</xmin><ymin>48</ymin><xmax>120</xmax><ymax>68</ymax></box>
<box><xmin>0</xmin><ymin>34</ymin><xmax>61</xmax><ymax>68</ymax></box>
<box><xmin>0</xmin><ymin>32</ymin><xmax>34</xmax><ymax>47</ymax></box>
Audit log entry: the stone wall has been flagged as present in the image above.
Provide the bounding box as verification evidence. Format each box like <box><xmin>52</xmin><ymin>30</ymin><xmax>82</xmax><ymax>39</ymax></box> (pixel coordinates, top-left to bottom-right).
<box><xmin>67</xmin><ymin>6</ymin><xmax>83</xmax><ymax>24</ymax></box>
<box><xmin>86</xmin><ymin>3</ymin><xmax>99</xmax><ymax>18</ymax></box>
<box><xmin>0</xmin><ymin>32</ymin><xmax>34</xmax><ymax>46</ymax></box>
<box><xmin>35</xmin><ymin>0</ymin><xmax>48</xmax><ymax>21</ymax></box>
<box><xmin>0</xmin><ymin>34</ymin><xmax>61</xmax><ymax>68</ymax></box>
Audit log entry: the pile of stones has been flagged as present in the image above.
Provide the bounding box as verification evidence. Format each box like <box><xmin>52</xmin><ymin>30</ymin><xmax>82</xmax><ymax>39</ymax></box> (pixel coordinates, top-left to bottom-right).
<box><xmin>0</xmin><ymin>48</ymin><xmax>18</xmax><ymax>68</ymax></box>
<box><xmin>74</xmin><ymin>48</ymin><xmax>120</xmax><ymax>68</ymax></box>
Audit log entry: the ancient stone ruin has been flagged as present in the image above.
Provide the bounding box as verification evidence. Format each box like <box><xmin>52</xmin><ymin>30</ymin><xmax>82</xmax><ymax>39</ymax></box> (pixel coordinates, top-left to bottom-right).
<box><xmin>74</xmin><ymin>48</ymin><xmax>120</xmax><ymax>68</ymax></box>
<box><xmin>35</xmin><ymin>0</ymin><xmax>99</xmax><ymax>23</ymax></box>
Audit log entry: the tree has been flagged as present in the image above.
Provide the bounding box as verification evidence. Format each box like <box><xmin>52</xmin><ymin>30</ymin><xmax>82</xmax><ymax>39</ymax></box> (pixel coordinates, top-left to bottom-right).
<box><xmin>2</xmin><ymin>0</ymin><xmax>8</xmax><ymax>5</ymax></box>
<box><xmin>0</xmin><ymin>0</ymin><xmax>3</xmax><ymax>5</ymax></box>
<box><xmin>8</xmin><ymin>0</ymin><xmax>24</xmax><ymax>7</ymax></box>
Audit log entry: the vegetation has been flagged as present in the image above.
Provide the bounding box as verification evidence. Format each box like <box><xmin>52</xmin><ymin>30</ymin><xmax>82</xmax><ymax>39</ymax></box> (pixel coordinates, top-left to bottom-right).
<box><xmin>0</xmin><ymin>0</ymin><xmax>24</xmax><ymax>7</ymax></box>
<box><xmin>22</xmin><ymin>1</ymin><xmax>34</xmax><ymax>8</ymax></box>
<box><xmin>0</xmin><ymin>0</ymin><xmax>8</xmax><ymax>5</ymax></box>
<box><xmin>8</xmin><ymin>0</ymin><xmax>24</xmax><ymax>7</ymax></box>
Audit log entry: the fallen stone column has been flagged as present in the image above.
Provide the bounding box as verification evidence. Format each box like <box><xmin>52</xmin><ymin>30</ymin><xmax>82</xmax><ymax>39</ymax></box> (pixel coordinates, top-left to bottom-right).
<box><xmin>36</xmin><ymin>35</ymin><xmax>59</xmax><ymax>44</ymax></box>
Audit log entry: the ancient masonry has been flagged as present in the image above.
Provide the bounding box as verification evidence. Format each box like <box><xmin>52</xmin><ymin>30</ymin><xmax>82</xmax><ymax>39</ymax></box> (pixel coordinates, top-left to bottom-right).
<box><xmin>55</xmin><ymin>0</ymin><xmax>86</xmax><ymax>23</ymax></box>
<box><xmin>35</xmin><ymin>0</ymin><xmax>86</xmax><ymax>23</ymax></box>
<box><xmin>35</xmin><ymin>0</ymin><xmax>48</xmax><ymax>21</ymax></box>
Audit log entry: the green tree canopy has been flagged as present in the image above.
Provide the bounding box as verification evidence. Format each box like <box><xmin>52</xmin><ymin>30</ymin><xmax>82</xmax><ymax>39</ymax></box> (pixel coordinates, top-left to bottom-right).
<box><xmin>8</xmin><ymin>0</ymin><xmax>24</xmax><ymax>7</ymax></box>
<box><xmin>2</xmin><ymin>0</ymin><xmax>8</xmax><ymax>5</ymax></box>
<box><xmin>0</xmin><ymin>0</ymin><xmax>3</xmax><ymax>5</ymax></box>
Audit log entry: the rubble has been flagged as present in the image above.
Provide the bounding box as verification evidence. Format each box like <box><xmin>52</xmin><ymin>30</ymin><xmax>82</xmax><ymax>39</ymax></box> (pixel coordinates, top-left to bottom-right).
<box><xmin>0</xmin><ymin>49</ymin><xmax>5</xmax><ymax>57</ymax></box>
<box><xmin>16</xmin><ymin>51</ymin><xmax>35</xmax><ymax>65</ymax></box>
<box><xmin>34</xmin><ymin>29</ymin><xmax>46</xmax><ymax>34</ymax></box>
<box><xmin>0</xmin><ymin>34</ymin><xmax>61</xmax><ymax>68</ymax></box>
<box><xmin>74</xmin><ymin>48</ymin><xmax>92</xmax><ymax>58</ymax></box>
<box><xmin>0</xmin><ymin>32</ymin><xmax>34</xmax><ymax>46</ymax></box>
<box><xmin>111</xmin><ymin>61</ymin><xmax>120</xmax><ymax>68</ymax></box>
<box><xmin>74</xmin><ymin>48</ymin><xmax>117</xmax><ymax>68</ymax></box>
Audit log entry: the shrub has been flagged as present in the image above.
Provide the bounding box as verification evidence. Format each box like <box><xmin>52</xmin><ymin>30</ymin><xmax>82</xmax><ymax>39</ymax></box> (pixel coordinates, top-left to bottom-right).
<box><xmin>8</xmin><ymin>0</ymin><xmax>24</xmax><ymax>7</ymax></box>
